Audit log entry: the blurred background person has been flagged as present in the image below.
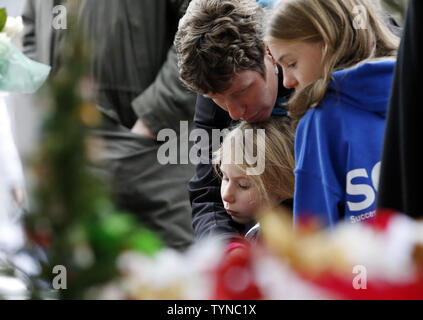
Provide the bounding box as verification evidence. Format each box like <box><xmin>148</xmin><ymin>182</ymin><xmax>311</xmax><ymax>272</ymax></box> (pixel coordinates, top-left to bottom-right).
<box><xmin>79</xmin><ymin>0</ymin><xmax>197</xmax><ymax>251</ymax></box>
<box><xmin>21</xmin><ymin>0</ymin><xmax>197</xmax><ymax>250</ymax></box>
<box><xmin>377</xmin><ymin>0</ymin><xmax>421</xmax><ymax>218</ymax></box>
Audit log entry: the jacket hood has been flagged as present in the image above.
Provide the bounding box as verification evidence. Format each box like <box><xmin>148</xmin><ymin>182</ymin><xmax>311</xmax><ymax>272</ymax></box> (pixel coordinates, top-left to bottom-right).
<box><xmin>327</xmin><ymin>59</ymin><xmax>395</xmax><ymax>117</ymax></box>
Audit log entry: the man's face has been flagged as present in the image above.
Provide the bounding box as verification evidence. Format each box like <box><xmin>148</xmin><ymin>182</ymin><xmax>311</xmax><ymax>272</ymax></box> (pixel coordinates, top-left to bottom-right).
<box><xmin>204</xmin><ymin>52</ymin><xmax>279</xmax><ymax>123</ymax></box>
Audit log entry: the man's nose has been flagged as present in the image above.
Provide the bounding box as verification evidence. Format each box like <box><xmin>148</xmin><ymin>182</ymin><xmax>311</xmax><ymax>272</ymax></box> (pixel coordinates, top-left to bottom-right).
<box><xmin>226</xmin><ymin>102</ymin><xmax>245</xmax><ymax>120</ymax></box>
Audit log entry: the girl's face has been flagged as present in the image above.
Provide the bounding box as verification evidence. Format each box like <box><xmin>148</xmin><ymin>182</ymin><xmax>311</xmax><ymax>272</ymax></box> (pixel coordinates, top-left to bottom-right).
<box><xmin>267</xmin><ymin>39</ymin><xmax>325</xmax><ymax>91</ymax></box>
<box><xmin>220</xmin><ymin>163</ymin><xmax>280</xmax><ymax>224</ymax></box>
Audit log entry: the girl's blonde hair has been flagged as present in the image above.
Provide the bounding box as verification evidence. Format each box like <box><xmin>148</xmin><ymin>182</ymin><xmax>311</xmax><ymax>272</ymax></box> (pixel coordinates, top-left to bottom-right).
<box><xmin>213</xmin><ymin>117</ymin><xmax>295</xmax><ymax>204</ymax></box>
<box><xmin>266</xmin><ymin>0</ymin><xmax>400</xmax><ymax>119</ymax></box>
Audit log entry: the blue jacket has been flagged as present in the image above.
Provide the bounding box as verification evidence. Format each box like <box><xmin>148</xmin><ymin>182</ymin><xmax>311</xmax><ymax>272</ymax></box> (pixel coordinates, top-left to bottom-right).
<box><xmin>294</xmin><ymin>59</ymin><xmax>395</xmax><ymax>228</ymax></box>
<box><xmin>256</xmin><ymin>0</ymin><xmax>278</xmax><ymax>7</ymax></box>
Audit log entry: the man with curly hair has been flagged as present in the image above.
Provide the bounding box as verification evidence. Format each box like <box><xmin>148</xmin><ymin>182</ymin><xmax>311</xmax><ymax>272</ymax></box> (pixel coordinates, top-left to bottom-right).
<box><xmin>175</xmin><ymin>0</ymin><xmax>293</xmax><ymax>241</ymax></box>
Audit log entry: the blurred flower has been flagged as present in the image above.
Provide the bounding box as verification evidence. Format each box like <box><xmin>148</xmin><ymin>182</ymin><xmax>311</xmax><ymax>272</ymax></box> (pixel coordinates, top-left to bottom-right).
<box><xmin>116</xmin><ymin>239</ymin><xmax>225</xmax><ymax>300</ymax></box>
<box><xmin>78</xmin><ymin>102</ymin><xmax>101</xmax><ymax>127</ymax></box>
<box><xmin>2</xmin><ymin>16</ymin><xmax>23</xmax><ymax>39</ymax></box>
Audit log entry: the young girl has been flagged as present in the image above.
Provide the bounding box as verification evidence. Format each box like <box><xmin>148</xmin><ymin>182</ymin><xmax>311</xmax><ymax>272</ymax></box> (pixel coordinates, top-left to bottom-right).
<box><xmin>213</xmin><ymin>117</ymin><xmax>295</xmax><ymax>235</ymax></box>
<box><xmin>265</xmin><ymin>0</ymin><xmax>400</xmax><ymax>228</ymax></box>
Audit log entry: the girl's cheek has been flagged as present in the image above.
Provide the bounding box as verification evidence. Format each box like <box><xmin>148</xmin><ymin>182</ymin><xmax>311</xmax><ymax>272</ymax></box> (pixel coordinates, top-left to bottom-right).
<box><xmin>247</xmin><ymin>190</ymin><xmax>258</xmax><ymax>206</ymax></box>
<box><xmin>248</xmin><ymin>199</ymin><xmax>257</xmax><ymax>206</ymax></box>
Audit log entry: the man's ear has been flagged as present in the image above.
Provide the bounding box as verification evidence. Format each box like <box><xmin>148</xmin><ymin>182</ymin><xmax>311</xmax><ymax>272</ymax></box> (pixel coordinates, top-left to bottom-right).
<box><xmin>264</xmin><ymin>44</ymin><xmax>276</xmax><ymax>64</ymax></box>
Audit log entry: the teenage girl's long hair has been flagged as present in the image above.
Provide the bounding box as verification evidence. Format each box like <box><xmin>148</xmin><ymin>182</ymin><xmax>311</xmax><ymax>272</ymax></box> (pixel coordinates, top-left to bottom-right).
<box><xmin>266</xmin><ymin>0</ymin><xmax>399</xmax><ymax>120</ymax></box>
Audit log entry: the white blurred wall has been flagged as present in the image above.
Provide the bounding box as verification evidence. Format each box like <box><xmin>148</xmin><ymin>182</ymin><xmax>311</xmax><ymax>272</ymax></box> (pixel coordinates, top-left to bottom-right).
<box><xmin>0</xmin><ymin>0</ymin><xmax>25</xmax><ymax>17</ymax></box>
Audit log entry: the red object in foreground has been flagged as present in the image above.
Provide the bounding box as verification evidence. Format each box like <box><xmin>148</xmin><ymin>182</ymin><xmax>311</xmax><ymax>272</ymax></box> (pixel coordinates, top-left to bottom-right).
<box><xmin>310</xmin><ymin>209</ymin><xmax>423</xmax><ymax>299</ymax></box>
<box><xmin>213</xmin><ymin>239</ymin><xmax>262</xmax><ymax>300</ymax></box>
<box><xmin>308</xmin><ymin>271</ymin><xmax>423</xmax><ymax>300</ymax></box>
<box><xmin>25</xmin><ymin>227</ymin><xmax>51</xmax><ymax>250</ymax></box>
<box><xmin>364</xmin><ymin>209</ymin><xmax>397</xmax><ymax>231</ymax></box>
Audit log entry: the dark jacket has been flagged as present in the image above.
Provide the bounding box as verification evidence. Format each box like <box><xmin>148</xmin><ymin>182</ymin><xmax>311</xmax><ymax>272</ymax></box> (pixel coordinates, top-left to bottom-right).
<box><xmin>377</xmin><ymin>0</ymin><xmax>423</xmax><ymax>218</ymax></box>
<box><xmin>76</xmin><ymin>0</ymin><xmax>197</xmax><ymax>250</ymax></box>
<box><xmin>77</xmin><ymin>0</ymin><xmax>195</xmax><ymax>132</ymax></box>
<box><xmin>22</xmin><ymin>0</ymin><xmax>195</xmax><ymax>132</ymax></box>
<box><xmin>188</xmin><ymin>95</ymin><xmax>245</xmax><ymax>240</ymax></box>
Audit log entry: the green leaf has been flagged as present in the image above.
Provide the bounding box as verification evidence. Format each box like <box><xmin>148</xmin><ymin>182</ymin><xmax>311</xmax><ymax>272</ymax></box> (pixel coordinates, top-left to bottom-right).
<box><xmin>0</xmin><ymin>8</ymin><xmax>7</xmax><ymax>33</ymax></box>
<box><xmin>127</xmin><ymin>228</ymin><xmax>163</xmax><ymax>257</ymax></box>
<box><xmin>89</xmin><ymin>213</ymin><xmax>136</xmax><ymax>254</ymax></box>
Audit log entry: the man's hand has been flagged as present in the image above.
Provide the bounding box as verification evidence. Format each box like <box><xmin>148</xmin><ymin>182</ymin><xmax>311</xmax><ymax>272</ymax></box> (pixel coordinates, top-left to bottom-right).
<box><xmin>131</xmin><ymin>119</ymin><xmax>156</xmax><ymax>139</ymax></box>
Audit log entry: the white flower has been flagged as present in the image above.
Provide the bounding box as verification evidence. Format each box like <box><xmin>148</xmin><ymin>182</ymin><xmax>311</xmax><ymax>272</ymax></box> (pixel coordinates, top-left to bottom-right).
<box><xmin>2</xmin><ymin>16</ymin><xmax>23</xmax><ymax>39</ymax></box>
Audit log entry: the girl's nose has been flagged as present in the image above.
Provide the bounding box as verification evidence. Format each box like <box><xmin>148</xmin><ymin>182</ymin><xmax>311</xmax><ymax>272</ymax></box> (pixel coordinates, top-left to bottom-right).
<box><xmin>222</xmin><ymin>185</ymin><xmax>235</xmax><ymax>204</ymax></box>
<box><xmin>283</xmin><ymin>72</ymin><xmax>298</xmax><ymax>89</ymax></box>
